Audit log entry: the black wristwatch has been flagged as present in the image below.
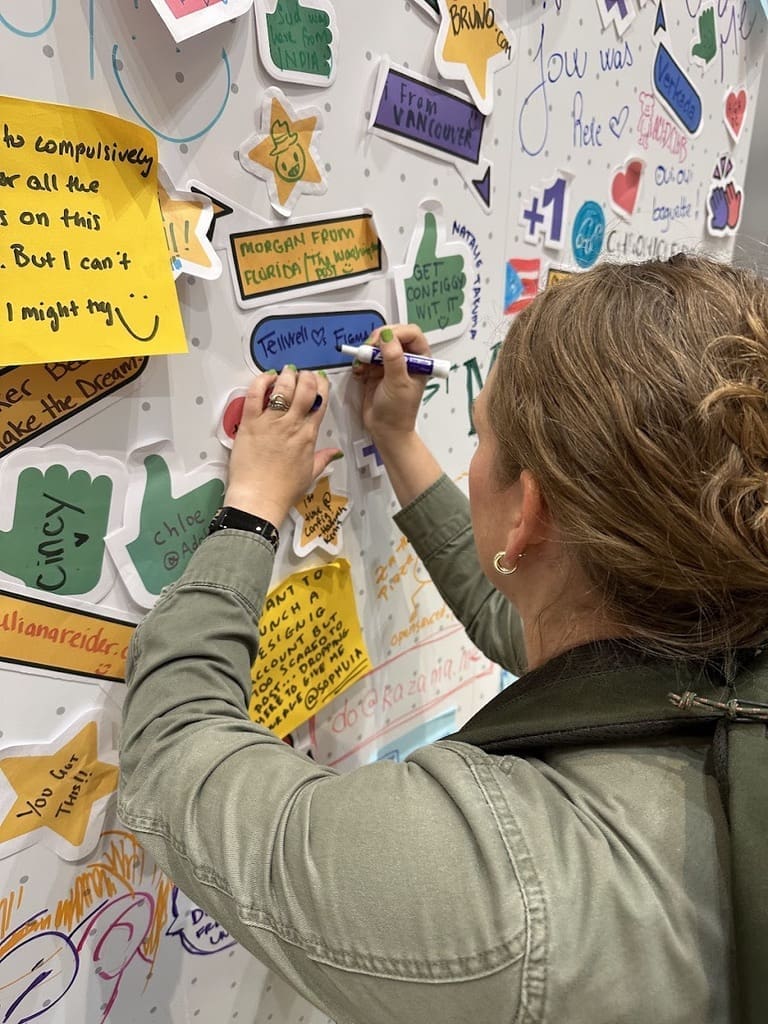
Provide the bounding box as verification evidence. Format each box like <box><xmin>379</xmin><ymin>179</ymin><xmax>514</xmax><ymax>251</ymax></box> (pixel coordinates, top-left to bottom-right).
<box><xmin>208</xmin><ymin>506</ymin><xmax>280</xmax><ymax>553</ymax></box>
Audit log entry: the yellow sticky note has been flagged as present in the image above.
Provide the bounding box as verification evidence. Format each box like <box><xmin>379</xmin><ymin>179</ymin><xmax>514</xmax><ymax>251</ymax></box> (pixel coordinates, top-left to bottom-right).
<box><xmin>0</xmin><ymin>95</ymin><xmax>187</xmax><ymax>364</ymax></box>
<box><xmin>250</xmin><ymin>559</ymin><xmax>372</xmax><ymax>737</ymax></box>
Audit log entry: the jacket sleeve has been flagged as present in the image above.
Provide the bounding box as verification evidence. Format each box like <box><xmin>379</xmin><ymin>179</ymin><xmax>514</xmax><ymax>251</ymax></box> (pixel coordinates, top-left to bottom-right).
<box><xmin>394</xmin><ymin>474</ymin><xmax>527</xmax><ymax>675</ymax></box>
<box><xmin>118</xmin><ymin>529</ymin><xmax>527</xmax><ymax>1024</ymax></box>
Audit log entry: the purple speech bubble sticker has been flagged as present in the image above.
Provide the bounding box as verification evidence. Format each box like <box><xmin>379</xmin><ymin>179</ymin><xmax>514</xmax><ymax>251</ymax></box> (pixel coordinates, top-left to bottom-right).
<box><xmin>372</xmin><ymin>66</ymin><xmax>485</xmax><ymax>165</ymax></box>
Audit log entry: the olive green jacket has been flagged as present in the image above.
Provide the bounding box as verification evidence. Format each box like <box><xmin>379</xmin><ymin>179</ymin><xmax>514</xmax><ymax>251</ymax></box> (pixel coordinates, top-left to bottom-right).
<box><xmin>119</xmin><ymin>475</ymin><xmax>732</xmax><ymax>1023</ymax></box>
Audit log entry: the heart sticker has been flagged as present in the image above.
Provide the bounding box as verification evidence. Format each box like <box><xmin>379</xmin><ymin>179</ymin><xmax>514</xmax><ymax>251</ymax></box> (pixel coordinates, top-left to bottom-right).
<box><xmin>610</xmin><ymin>158</ymin><xmax>644</xmax><ymax>220</ymax></box>
<box><xmin>724</xmin><ymin>88</ymin><xmax>747</xmax><ymax>144</ymax></box>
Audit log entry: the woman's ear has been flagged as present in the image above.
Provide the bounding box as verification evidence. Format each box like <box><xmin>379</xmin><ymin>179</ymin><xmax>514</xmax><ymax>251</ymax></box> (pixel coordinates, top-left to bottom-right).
<box><xmin>503</xmin><ymin>470</ymin><xmax>552</xmax><ymax>561</ymax></box>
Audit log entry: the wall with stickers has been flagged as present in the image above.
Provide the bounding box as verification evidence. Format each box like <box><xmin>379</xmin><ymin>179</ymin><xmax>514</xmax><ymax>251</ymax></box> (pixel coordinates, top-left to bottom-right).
<box><xmin>0</xmin><ymin>1</ymin><xmax>764</xmax><ymax>1022</ymax></box>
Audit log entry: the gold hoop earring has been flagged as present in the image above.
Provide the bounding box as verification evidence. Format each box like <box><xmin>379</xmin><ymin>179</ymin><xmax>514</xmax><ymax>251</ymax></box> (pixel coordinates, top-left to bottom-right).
<box><xmin>494</xmin><ymin>551</ymin><xmax>523</xmax><ymax>575</ymax></box>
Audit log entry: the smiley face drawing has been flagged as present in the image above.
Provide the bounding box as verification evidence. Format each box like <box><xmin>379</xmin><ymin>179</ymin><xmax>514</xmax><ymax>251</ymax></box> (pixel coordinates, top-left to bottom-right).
<box><xmin>115</xmin><ymin>293</ymin><xmax>160</xmax><ymax>342</ymax></box>
<box><xmin>270</xmin><ymin>119</ymin><xmax>307</xmax><ymax>183</ymax></box>
<box><xmin>240</xmin><ymin>90</ymin><xmax>325</xmax><ymax>217</ymax></box>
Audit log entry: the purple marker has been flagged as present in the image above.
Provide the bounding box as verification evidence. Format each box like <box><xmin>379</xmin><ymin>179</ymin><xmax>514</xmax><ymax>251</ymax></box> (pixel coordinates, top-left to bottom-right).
<box><xmin>337</xmin><ymin>343</ymin><xmax>452</xmax><ymax>379</ymax></box>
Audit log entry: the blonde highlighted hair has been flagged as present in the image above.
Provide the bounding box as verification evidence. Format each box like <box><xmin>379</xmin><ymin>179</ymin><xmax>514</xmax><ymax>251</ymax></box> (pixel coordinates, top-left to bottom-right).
<box><xmin>489</xmin><ymin>255</ymin><xmax>768</xmax><ymax>658</ymax></box>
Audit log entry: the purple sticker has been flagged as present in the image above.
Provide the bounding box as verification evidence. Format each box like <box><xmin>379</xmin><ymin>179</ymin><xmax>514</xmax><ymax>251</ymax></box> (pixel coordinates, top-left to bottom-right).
<box><xmin>372</xmin><ymin>66</ymin><xmax>484</xmax><ymax>163</ymax></box>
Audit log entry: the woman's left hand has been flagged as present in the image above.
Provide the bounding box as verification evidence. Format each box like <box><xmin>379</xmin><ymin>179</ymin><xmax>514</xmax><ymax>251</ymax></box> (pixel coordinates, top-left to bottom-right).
<box><xmin>224</xmin><ymin>366</ymin><xmax>341</xmax><ymax>527</ymax></box>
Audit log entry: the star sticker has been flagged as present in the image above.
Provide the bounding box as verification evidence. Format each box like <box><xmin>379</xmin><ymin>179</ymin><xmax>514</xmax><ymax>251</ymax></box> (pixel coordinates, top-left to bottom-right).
<box><xmin>289</xmin><ymin>475</ymin><xmax>350</xmax><ymax>556</ymax></box>
<box><xmin>434</xmin><ymin>0</ymin><xmax>514</xmax><ymax>114</ymax></box>
<box><xmin>158</xmin><ymin>169</ymin><xmax>223</xmax><ymax>281</ymax></box>
<box><xmin>239</xmin><ymin>88</ymin><xmax>326</xmax><ymax>217</ymax></box>
<box><xmin>0</xmin><ymin>718</ymin><xmax>118</xmax><ymax>859</ymax></box>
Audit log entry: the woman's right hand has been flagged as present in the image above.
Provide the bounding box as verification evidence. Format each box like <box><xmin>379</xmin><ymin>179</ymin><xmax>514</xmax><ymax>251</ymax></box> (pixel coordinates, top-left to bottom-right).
<box><xmin>356</xmin><ymin>324</ymin><xmax>431</xmax><ymax>451</ymax></box>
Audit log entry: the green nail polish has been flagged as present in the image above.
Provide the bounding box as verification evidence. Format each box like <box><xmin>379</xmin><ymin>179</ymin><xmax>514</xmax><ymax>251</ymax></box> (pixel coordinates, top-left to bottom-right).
<box><xmin>317</xmin><ymin>369</ymin><xmax>327</xmax><ymax>378</ymax></box>
<box><xmin>331</xmin><ymin>451</ymin><xmax>345</xmax><ymax>461</ymax></box>
<box><xmin>381</xmin><ymin>328</ymin><xmax>394</xmax><ymax>343</ymax></box>
<box><xmin>286</xmin><ymin>363</ymin><xmax>297</xmax><ymax>371</ymax></box>
<box><xmin>266</xmin><ymin>368</ymin><xmax>278</xmax><ymax>375</ymax></box>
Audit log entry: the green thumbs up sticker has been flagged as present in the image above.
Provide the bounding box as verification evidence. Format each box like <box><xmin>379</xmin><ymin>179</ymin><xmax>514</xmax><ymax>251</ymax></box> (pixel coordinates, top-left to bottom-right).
<box><xmin>255</xmin><ymin>0</ymin><xmax>338</xmax><ymax>87</ymax></box>
<box><xmin>393</xmin><ymin>203</ymin><xmax>471</xmax><ymax>346</ymax></box>
<box><xmin>0</xmin><ymin>446</ymin><xmax>128</xmax><ymax>602</ymax></box>
<box><xmin>110</xmin><ymin>450</ymin><xmax>225</xmax><ymax>609</ymax></box>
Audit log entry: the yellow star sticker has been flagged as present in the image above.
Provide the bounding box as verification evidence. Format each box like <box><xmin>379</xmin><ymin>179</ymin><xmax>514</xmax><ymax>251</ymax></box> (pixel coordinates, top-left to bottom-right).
<box><xmin>240</xmin><ymin>90</ymin><xmax>325</xmax><ymax>217</ymax></box>
<box><xmin>0</xmin><ymin>721</ymin><xmax>118</xmax><ymax>851</ymax></box>
<box><xmin>290</xmin><ymin>475</ymin><xmax>349</xmax><ymax>556</ymax></box>
<box><xmin>435</xmin><ymin>0</ymin><xmax>514</xmax><ymax>114</ymax></box>
<box><xmin>158</xmin><ymin>176</ymin><xmax>221</xmax><ymax>280</ymax></box>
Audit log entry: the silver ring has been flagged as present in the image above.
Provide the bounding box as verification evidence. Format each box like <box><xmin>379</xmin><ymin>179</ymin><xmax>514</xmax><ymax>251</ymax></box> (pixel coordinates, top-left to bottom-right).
<box><xmin>266</xmin><ymin>393</ymin><xmax>291</xmax><ymax>412</ymax></box>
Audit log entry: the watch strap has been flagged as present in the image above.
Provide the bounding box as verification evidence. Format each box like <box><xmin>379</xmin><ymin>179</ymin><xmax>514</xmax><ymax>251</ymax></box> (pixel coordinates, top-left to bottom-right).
<box><xmin>208</xmin><ymin>506</ymin><xmax>280</xmax><ymax>553</ymax></box>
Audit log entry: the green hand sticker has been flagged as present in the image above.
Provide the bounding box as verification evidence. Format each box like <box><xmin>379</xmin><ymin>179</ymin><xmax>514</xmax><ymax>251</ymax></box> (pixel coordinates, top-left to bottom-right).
<box><xmin>691</xmin><ymin>6</ymin><xmax>717</xmax><ymax>64</ymax></box>
<box><xmin>0</xmin><ymin>464</ymin><xmax>112</xmax><ymax>596</ymax></box>
<box><xmin>401</xmin><ymin>211</ymin><xmax>467</xmax><ymax>335</ymax></box>
<box><xmin>125</xmin><ymin>454</ymin><xmax>224</xmax><ymax>597</ymax></box>
<box><xmin>265</xmin><ymin>0</ymin><xmax>334</xmax><ymax>80</ymax></box>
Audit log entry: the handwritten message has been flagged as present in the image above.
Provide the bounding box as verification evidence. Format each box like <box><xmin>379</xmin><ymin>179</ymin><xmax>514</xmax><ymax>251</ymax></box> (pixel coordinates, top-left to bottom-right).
<box><xmin>393</xmin><ymin>206</ymin><xmax>468</xmax><ymax>345</ymax></box>
<box><xmin>0</xmin><ymin>456</ymin><xmax>123</xmax><ymax>600</ymax></box>
<box><xmin>255</xmin><ymin>0</ymin><xmax>337</xmax><ymax>86</ymax></box>
<box><xmin>0</xmin><ymin>718</ymin><xmax>118</xmax><ymax>859</ymax></box>
<box><xmin>150</xmin><ymin>0</ymin><xmax>254</xmax><ymax>42</ymax></box>
<box><xmin>653</xmin><ymin>42</ymin><xmax>702</xmax><ymax>135</ymax></box>
<box><xmin>369</xmin><ymin>63</ymin><xmax>491</xmax><ymax>208</ymax></box>
<box><xmin>250</xmin><ymin>560</ymin><xmax>371</xmax><ymax>737</ymax></box>
<box><xmin>249</xmin><ymin>305</ymin><xmax>385</xmax><ymax>371</ymax></box>
<box><xmin>434</xmin><ymin>0</ymin><xmax>513</xmax><ymax>114</ymax></box>
<box><xmin>116</xmin><ymin>453</ymin><xmax>225</xmax><ymax>608</ymax></box>
<box><xmin>0</xmin><ymin>357</ymin><xmax>147</xmax><ymax>457</ymax></box>
<box><xmin>229</xmin><ymin>212</ymin><xmax>383</xmax><ymax>307</ymax></box>
<box><xmin>289</xmin><ymin>475</ymin><xmax>350</xmax><ymax>556</ymax></box>
<box><xmin>0</xmin><ymin>588</ymin><xmax>133</xmax><ymax>681</ymax></box>
<box><xmin>0</xmin><ymin>97</ymin><xmax>185</xmax><ymax>364</ymax></box>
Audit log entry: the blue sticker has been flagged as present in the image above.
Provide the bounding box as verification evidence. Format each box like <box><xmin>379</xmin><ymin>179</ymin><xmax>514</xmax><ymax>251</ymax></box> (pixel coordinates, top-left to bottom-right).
<box><xmin>653</xmin><ymin>42</ymin><xmax>702</xmax><ymax>135</ymax></box>
<box><xmin>250</xmin><ymin>308</ymin><xmax>386</xmax><ymax>371</ymax></box>
<box><xmin>571</xmin><ymin>201</ymin><xmax>605</xmax><ymax>270</ymax></box>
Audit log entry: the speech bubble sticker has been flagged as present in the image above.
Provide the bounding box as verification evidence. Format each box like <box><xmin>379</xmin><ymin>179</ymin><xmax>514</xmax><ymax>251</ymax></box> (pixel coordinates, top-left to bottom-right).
<box><xmin>0</xmin><ymin>357</ymin><xmax>149</xmax><ymax>460</ymax></box>
<box><xmin>595</xmin><ymin>0</ymin><xmax>637</xmax><ymax>37</ymax></box>
<box><xmin>0</xmin><ymin>581</ymin><xmax>135</xmax><ymax>683</ymax></box>
<box><xmin>724</xmin><ymin>87</ymin><xmax>748</xmax><ymax>144</ymax></box>
<box><xmin>706</xmin><ymin>155</ymin><xmax>743</xmax><ymax>238</ymax></box>
<box><xmin>158</xmin><ymin>168</ymin><xmax>222</xmax><ymax>281</ymax></box>
<box><xmin>254</xmin><ymin>0</ymin><xmax>338</xmax><ymax>88</ymax></box>
<box><xmin>228</xmin><ymin>208</ymin><xmax>385</xmax><ymax>309</ymax></box>
<box><xmin>652</xmin><ymin>39</ymin><xmax>702</xmax><ymax>136</ymax></box>
<box><xmin>0</xmin><ymin>712</ymin><xmax>119</xmax><ymax>861</ymax></box>
<box><xmin>0</xmin><ymin>95</ymin><xmax>186</xmax><ymax>365</ymax></box>
<box><xmin>149</xmin><ymin>0</ymin><xmax>254</xmax><ymax>42</ymax></box>
<box><xmin>520</xmin><ymin>170</ymin><xmax>573</xmax><ymax>252</ymax></box>
<box><xmin>289</xmin><ymin>474</ymin><xmax>350</xmax><ymax>557</ymax></box>
<box><xmin>239</xmin><ymin>88</ymin><xmax>326</xmax><ymax>218</ymax></box>
<box><xmin>433</xmin><ymin>0</ymin><xmax>514</xmax><ymax>115</ymax></box>
<box><xmin>368</xmin><ymin>60</ymin><xmax>493</xmax><ymax>212</ymax></box>
<box><xmin>610</xmin><ymin>156</ymin><xmax>645</xmax><ymax>220</ymax></box>
<box><xmin>249</xmin><ymin>559</ymin><xmax>372</xmax><ymax>737</ymax></box>
<box><xmin>108</xmin><ymin>447</ymin><xmax>225</xmax><ymax>609</ymax></box>
<box><xmin>392</xmin><ymin>203</ymin><xmax>470</xmax><ymax>346</ymax></box>
<box><xmin>0</xmin><ymin>446</ymin><xmax>128</xmax><ymax>604</ymax></box>
<box><xmin>166</xmin><ymin>887</ymin><xmax>237</xmax><ymax>956</ymax></box>
<box><xmin>247</xmin><ymin>302</ymin><xmax>387</xmax><ymax>372</ymax></box>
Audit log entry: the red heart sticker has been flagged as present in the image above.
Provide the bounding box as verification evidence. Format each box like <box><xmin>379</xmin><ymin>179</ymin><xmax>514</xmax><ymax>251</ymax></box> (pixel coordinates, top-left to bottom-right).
<box><xmin>610</xmin><ymin>159</ymin><xmax>644</xmax><ymax>218</ymax></box>
<box><xmin>725</xmin><ymin>89</ymin><xmax>747</xmax><ymax>143</ymax></box>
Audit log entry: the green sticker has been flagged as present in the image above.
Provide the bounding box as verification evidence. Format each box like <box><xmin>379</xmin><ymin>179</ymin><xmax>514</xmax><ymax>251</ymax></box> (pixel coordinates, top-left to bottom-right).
<box><xmin>0</xmin><ymin>464</ymin><xmax>113</xmax><ymax>595</ymax></box>
<box><xmin>403</xmin><ymin>212</ymin><xmax>467</xmax><ymax>334</ymax></box>
<box><xmin>125</xmin><ymin>454</ymin><xmax>224</xmax><ymax>596</ymax></box>
<box><xmin>265</xmin><ymin>0</ymin><xmax>334</xmax><ymax>80</ymax></box>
